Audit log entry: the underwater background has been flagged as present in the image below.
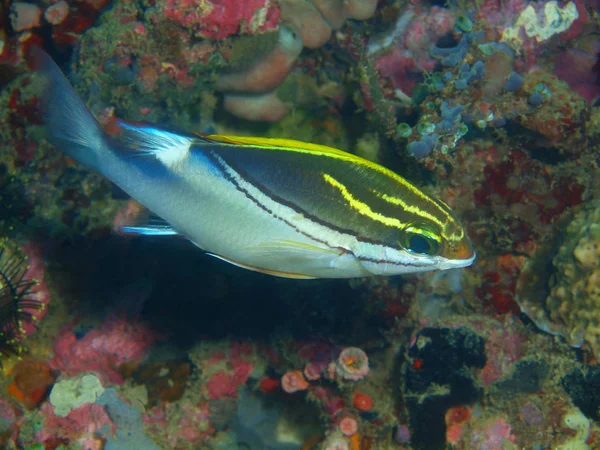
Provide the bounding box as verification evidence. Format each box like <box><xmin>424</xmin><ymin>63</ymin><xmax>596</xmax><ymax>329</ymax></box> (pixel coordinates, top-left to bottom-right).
<box><xmin>1</xmin><ymin>0</ymin><xmax>600</xmax><ymax>449</ymax></box>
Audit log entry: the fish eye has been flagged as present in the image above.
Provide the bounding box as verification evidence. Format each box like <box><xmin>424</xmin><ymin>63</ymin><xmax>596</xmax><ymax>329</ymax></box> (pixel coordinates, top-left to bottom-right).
<box><xmin>399</xmin><ymin>223</ymin><xmax>441</xmax><ymax>256</ymax></box>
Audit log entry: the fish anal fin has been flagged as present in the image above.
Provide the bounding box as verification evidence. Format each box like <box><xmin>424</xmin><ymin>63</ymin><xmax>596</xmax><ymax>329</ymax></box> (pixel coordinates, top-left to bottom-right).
<box><xmin>206</xmin><ymin>253</ymin><xmax>316</xmax><ymax>279</ymax></box>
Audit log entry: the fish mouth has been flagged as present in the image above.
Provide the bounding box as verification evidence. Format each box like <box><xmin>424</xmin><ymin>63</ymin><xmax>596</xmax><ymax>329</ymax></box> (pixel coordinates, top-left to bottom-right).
<box><xmin>438</xmin><ymin>252</ymin><xmax>476</xmax><ymax>270</ymax></box>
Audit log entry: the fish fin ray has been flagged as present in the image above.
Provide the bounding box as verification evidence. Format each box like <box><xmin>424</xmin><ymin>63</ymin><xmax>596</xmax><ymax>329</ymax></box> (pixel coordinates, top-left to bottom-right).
<box><xmin>201</xmin><ymin>134</ymin><xmax>361</xmax><ymax>160</ymax></box>
<box><xmin>113</xmin><ymin>120</ymin><xmax>198</xmax><ymax>166</ymax></box>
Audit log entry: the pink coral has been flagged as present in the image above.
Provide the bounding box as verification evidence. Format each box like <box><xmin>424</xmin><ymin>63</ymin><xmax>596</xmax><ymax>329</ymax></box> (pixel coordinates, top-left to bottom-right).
<box><xmin>44</xmin><ymin>1</ymin><xmax>69</xmax><ymax>26</ymax></box>
<box><xmin>471</xmin><ymin>417</ymin><xmax>516</xmax><ymax>450</ymax></box>
<box><xmin>144</xmin><ymin>401</ymin><xmax>214</xmax><ymax>446</ymax></box>
<box><xmin>373</xmin><ymin>6</ymin><xmax>456</xmax><ymax>96</ymax></box>
<box><xmin>161</xmin><ymin>0</ymin><xmax>280</xmax><ymax>40</ymax></box>
<box><xmin>50</xmin><ymin>316</ymin><xmax>157</xmax><ymax>384</ymax></box>
<box><xmin>34</xmin><ymin>402</ymin><xmax>115</xmax><ymax>445</ymax></box>
<box><xmin>205</xmin><ymin>360</ymin><xmax>253</xmax><ymax>399</ymax></box>
<box><xmin>0</xmin><ymin>399</ymin><xmax>20</xmax><ymax>443</ymax></box>
<box><xmin>193</xmin><ymin>341</ymin><xmax>264</xmax><ymax>400</ymax></box>
<box><xmin>335</xmin><ymin>347</ymin><xmax>369</xmax><ymax>381</ymax></box>
<box><xmin>281</xmin><ymin>370</ymin><xmax>309</xmax><ymax>393</ymax></box>
<box><xmin>304</xmin><ymin>361</ymin><xmax>324</xmax><ymax>381</ymax></box>
<box><xmin>339</xmin><ymin>416</ymin><xmax>358</xmax><ymax>437</ymax></box>
<box><xmin>553</xmin><ymin>42</ymin><xmax>600</xmax><ymax>104</ymax></box>
<box><xmin>475</xmin><ymin>0</ymin><xmax>528</xmax><ymax>29</ymax></box>
<box><xmin>311</xmin><ymin>385</ymin><xmax>345</xmax><ymax>416</ymax></box>
<box><xmin>480</xmin><ymin>319</ymin><xmax>523</xmax><ymax>386</ymax></box>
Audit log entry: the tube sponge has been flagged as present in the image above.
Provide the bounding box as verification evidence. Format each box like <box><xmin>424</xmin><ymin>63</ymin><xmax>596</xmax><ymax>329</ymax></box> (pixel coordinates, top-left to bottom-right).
<box><xmin>216</xmin><ymin>24</ymin><xmax>303</xmax><ymax>93</ymax></box>
<box><xmin>280</xmin><ymin>0</ymin><xmax>333</xmax><ymax>49</ymax></box>
<box><xmin>223</xmin><ymin>91</ymin><xmax>290</xmax><ymax>122</ymax></box>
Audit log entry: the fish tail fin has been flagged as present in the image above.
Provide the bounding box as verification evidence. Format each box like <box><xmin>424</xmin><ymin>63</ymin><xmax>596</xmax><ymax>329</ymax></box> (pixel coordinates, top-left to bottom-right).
<box><xmin>31</xmin><ymin>47</ymin><xmax>105</xmax><ymax>169</ymax></box>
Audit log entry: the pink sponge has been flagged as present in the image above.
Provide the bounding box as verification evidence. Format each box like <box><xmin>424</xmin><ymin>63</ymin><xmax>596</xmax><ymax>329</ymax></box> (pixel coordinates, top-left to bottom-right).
<box><xmin>35</xmin><ymin>402</ymin><xmax>115</xmax><ymax>445</ymax></box>
<box><xmin>51</xmin><ymin>316</ymin><xmax>156</xmax><ymax>385</ymax></box>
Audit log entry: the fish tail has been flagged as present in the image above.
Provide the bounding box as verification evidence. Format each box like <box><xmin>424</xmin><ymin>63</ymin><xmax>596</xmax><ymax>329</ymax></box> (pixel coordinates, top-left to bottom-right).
<box><xmin>31</xmin><ymin>47</ymin><xmax>105</xmax><ymax>169</ymax></box>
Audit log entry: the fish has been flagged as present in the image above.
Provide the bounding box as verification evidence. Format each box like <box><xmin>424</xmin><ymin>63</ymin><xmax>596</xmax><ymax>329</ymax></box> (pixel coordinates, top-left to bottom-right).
<box><xmin>32</xmin><ymin>48</ymin><xmax>475</xmax><ymax>279</ymax></box>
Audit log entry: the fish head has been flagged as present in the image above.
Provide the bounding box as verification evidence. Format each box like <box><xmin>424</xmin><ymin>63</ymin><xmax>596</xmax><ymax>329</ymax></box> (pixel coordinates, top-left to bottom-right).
<box><xmin>356</xmin><ymin>196</ymin><xmax>475</xmax><ymax>276</ymax></box>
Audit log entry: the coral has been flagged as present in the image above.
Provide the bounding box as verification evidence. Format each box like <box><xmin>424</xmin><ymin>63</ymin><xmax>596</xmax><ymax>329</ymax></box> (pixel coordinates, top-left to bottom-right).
<box><xmin>2</xmin><ymin>1</ymin><xmax>600</xmax><ymax>449</ymax></box>
<box><xmin>351</xmin><ymin>392</ymin><xmax>372</xmax><ymax>412</ymax></box>
<box><xmin>127</xmin><ymin>359</ymin><xmax>190</xmax><ymax>406</ymax></box>
<box><xmin>7</xmin><ymin>359</ymin><xmax>56</xmax><ymax>410</ymax></box>
<box><xmin>517</xmin><ymin>199</ymin><xmax>600</xmax><ymax>356</ymax></box>
<box><xmin>190</xmin><ymin>341</ymin><xmax>259</xmax><ymax>401</ymax></box>
<box><xmin>553</xmin><ymin>36</ymin><xmax>600</xmax><ymax>104</ymax></box>
<box><xmin>321</xmin><ymin>434</ymin><xmax>350</xmax><ymax>450</ymax></box>
<box><xmin>50</xmin><ymin>316</ymin><xmax>156</xmax><ymax>384</ymax></box>
<box><xmin>44</xmin><ymin>1</ymin><xmax>70</xmax><ymax>26</ymax></box>
<box><xmin>445</xmin><ymin>405</ymin><xmax>471</xmax><ymax>444</ymax></box>
<box><xmin>281</xmin><ymin>370</ymin><xmax>309</xmax><ymax>393</ymax></box>
<box><xmin>216</xmin><ymin>24</ymin><xmax>302</xmax><ymax>93</ymax></box>
<box><xmin>145</xmin><ymin>400</ymin><xmax>214</xmax><ymax>448</ymax></box>
<box><xmin>205</xmin><ymin>363</ymin><xmax>253</xmax><ymax>399</ymax></box>
<box><xmin>280</xmin><ymin>0</ymin><xmax>378</xmax><ymax>49</ymax></box>
<box><xmin>339</xmin><ymin>416</ymin><xmax>358</xmax><ymax>437</ymax></box>
<box><xmin>501</xmin><ymin>2</ymin><xmax>579</xmax><ymax>47</ymax></box>
<box><xmin>335</xmin><ymin>347</ymin><xmax>369</xmax><ymax>381</ymax></box>
<box><xmin>216</xmin><ymin>23</ymin><xmax>303</xmax><ymax>121</ymax></box>
<box><xmin>159</xmin><ymin>0</ymin><xmax>280</xmax><ymax>40</ymax></box>
<box><xmin>370</xmin><ymin>6</ymin><xmax>456</xmax><ymax>97</ymax></box>
<box><xmin>469</xmin><ymin>417</ymin><xmax>517</xmax><ymax>450</ymax></box>
<box><xmin>33</xmin><ymin>401</ymin><xmax>115</xmax><ymax>446</ymax></box>
<box><xmin>404</xmin><ymin>327</ymin><xmax>486</xmax><ymax>449</ymax></box>
<box><xmin>49</xmin><ymin>373</ymin><xmax>104</xmax><ymax>417</ymax></box>
<box><xmin>217</xmin><ymin>0</ymin><xmax>378</xmax><ymax>120</ymax></box>
<box><xmin>9</xmin><ymin>3</ymin><xmax>42</xmax><ymax>32</ymax></box>
<box><xmin>303</xmin><ymin>361</ymin><xmax>323</xmax><ymax>381</ymax></box>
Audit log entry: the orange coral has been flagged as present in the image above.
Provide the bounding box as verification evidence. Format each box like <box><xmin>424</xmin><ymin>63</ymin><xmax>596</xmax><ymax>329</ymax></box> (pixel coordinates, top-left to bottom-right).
<box><xmin>7</xmin><ymin>358</ymin><xmax>56</xmax><ymax>410</ymax></box>
<box><xmin>281</xmin><ymin>370</ymin><xmax>309</xmax><ymax>393</ymax></box>
<box><xmin>352</xmin><ymin>392</ymin><xmax>373</xmax><ymax>412</ymax></box>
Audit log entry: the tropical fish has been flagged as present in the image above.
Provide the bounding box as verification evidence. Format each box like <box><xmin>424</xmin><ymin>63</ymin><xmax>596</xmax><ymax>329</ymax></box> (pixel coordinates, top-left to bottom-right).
<box><xmin>33</xmin><ymin>49</ymin><xmax>475</xmax><ymax>279</ymax></box>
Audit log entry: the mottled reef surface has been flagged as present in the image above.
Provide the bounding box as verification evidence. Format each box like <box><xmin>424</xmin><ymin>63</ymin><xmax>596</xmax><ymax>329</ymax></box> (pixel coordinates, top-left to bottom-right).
<box><xmin>1</xmin><ymin>0</ymin><xmax>600</xmax><ymax>449</ymax></box>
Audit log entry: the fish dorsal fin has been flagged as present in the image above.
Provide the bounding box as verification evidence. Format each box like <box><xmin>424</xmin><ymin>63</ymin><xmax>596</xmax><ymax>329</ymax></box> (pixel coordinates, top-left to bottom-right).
<box><xmin>201</xmin><ymin>134</ymin><xmax>361</xmax><ymax>160</ymax></box>
<box><xmin>111</xmin><ymin>120</ymin><xmax>201</xmax><ymax>167</ymax></box>
<box><xmin>120</xmin><ymin>214</ymin><xmax>179</xmax><ymax>236</ymax></box>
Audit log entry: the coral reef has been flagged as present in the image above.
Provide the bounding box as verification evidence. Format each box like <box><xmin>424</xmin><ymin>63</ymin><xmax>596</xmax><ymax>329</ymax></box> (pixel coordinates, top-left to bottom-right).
<box><xmin>0</xmin><ymin>0</ymin><xmax>600</xmax><ymax>448</ymax></box>
<box><xmin>517</xmin><ymin>199</ymin><xmax>600</xmax><ymax>355</ymax></box>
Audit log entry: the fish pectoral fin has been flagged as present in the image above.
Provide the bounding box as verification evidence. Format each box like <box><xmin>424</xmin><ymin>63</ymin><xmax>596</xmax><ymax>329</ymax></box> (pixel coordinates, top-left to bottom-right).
<box><xmin>120</xmin><ymin>214</ymin><xmax>180</xmax><ymax>236</ymax></box>
<box><xmin>206</xmin><ymin>253</ymin><xmax>317</xmax><ymax>279</ymax></box>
